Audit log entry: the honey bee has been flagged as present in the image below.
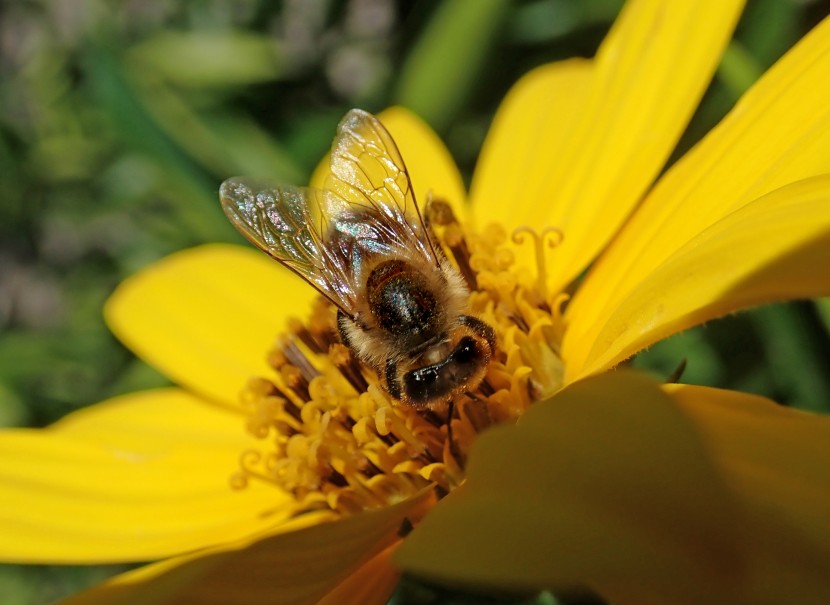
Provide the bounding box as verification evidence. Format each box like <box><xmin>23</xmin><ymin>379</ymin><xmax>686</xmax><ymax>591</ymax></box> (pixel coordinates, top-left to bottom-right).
<box><xmin>220</xmin><ymin>109</ymin><xmax>495</xmax><ymax>408</ymax></box>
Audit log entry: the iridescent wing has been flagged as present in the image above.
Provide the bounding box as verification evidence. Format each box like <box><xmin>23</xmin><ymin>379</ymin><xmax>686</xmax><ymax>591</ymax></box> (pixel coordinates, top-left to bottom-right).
<box><xmin>325</xmin><ymin>109</ymin><xmax>439</xmax><ymax>266</ymax></box>
<box><xmin>220</xmin><ymin>109</ymin><xmax>439</xmax><ymax>316</ymax></box>
<box><xmin>220</xmin><ymin>179</ymin><xmax>358</xmax><ymax>312</ymax></box>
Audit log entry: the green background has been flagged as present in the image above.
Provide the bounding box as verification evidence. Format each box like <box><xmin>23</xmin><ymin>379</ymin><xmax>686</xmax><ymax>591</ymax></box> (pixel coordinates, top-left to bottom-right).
<box><xmin>1</xmin><ymin>0</ymin><xmax>829</xmax><ymax>603</ymax></box>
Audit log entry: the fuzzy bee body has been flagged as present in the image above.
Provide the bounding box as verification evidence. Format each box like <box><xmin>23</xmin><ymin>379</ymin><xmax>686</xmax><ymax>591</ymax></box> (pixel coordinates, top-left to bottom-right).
<box><xmin>220</xmin><ymin>109</ymin><xmax>495</xmax><ymax>408</ymax></box>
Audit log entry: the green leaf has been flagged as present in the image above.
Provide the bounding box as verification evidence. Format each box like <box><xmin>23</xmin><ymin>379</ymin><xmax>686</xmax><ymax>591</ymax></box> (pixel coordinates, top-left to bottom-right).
<box><xmin>395</xmin><ymin>0</ymin><xmax>509</xmax><ymax>133</ymax></box>
<box><xmin>749</xmin><ymin>303</ymin><xmax>830</xmax><ymax>413</ymax></box>
<box><xmin>122</xmin><ymin>76</ymin><xmax>303</xmax><ymax>183</ymax></box>
<box><xmin>128</xmin><ymin>31</ymin><xmax>284</xmax><ymax>89</ymax></box>
<box><xmin>85</xmin><ymin>46</ymin><xmax>230</xmax><ymax>241</ymax></box>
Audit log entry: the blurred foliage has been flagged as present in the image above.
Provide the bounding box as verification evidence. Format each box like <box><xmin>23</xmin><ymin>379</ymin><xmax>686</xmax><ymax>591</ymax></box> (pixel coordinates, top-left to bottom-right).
<box><xmin>1</xmin><ymin>0</ymin><xmax>829</xmax><ymax>603</ymax></box>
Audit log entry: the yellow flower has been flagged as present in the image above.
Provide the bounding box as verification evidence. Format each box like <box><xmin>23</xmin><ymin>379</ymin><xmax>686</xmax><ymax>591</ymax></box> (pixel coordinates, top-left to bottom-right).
<box><xmin>3</xmin><ymin>0</ymin><xmax>830</xmax><ymax>603</ymax></box>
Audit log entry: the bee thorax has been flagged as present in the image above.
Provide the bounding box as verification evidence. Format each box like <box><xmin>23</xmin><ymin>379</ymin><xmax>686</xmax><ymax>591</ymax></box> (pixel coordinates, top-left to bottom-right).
<box><xmin>366</xmin><ymin>259</ymin><xmax>443</xmax><ymax>349</ymax></box>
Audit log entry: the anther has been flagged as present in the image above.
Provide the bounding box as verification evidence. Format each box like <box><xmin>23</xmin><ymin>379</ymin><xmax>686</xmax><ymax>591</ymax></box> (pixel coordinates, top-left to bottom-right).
<box><xmin>511</xmin><ymin>226</ymin><xmax>564</xmax><ymax>300</ymax></box>
<box><xmin>425</xmin><ymin>198</ymin><xmax>456</xmax><ymax>227</ymax></box>
<box><xmin>446</xmin><ymin>225</ymin><xmax>477</xmax><ymax>291</ymax></box>
<box><xmin>281</xmin><ymin>364</ymin><xmax>311</xmax><ymax>401</ymax></box>
<box><xmin>326</xmin><ymin>469</ymin><xmax>349</xmax><ymax>487</ymax></box>
<box><xmin>478</xmin><ymin>378</ymin><xmax>495</xmax><ymax>397</ymax></box>
<box><xmin>278</xmin><ymin>337</ymin><xmax>320</xmax><ymax>383</ymax></box>
<box><xmin>507</xmin><ymin>310</ymin><xmax>531</xmax><ymax>333</ymax></box>
<box><xmin>329</xmin><ymin>343</ymin><xmax>369</xmax><ymax>393</ymax></box>
<box><xmin>288</xmin><ymin>318</ymin><xmax>325</xmax><ymax>354</ymax></box>
<box><xmin>422</xmin><ymin>409</ymin><xmax>445</xmax><ymax>428</ymax></box>
<box><xmin>426</xmin><ymin>198</ymin><xmax>477</xmax><ymax>290</ymax></box>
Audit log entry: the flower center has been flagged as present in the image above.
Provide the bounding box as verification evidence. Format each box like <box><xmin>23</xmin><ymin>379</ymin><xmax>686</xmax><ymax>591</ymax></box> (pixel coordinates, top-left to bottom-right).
<box><xmin>230</xmin><ymin>207</ymin><xmax>566</xmax><ymax>517</ymax></box>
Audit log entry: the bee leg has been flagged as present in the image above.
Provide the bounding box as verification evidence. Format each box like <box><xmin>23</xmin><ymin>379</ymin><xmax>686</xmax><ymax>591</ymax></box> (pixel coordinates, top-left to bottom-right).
<box><xmin>385</xmin><ymin>358</ymin><xmax>402</xmax><ymax>400</ymax></box>
<box><xmin>458</xmin><ymin>315</ymin><xmax>496</xmax><ymax>351</ymax></box>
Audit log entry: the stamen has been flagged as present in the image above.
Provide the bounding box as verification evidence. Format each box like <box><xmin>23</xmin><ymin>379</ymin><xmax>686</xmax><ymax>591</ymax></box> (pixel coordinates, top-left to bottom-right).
<box><xmin>230</xmin><ymin>449</ymin><xmax>274</xmax><ymax>490</ymax></box>
<box><xmin>281</xmin><ymin>364</ymin><xmax>311</xmax><ymax>402</ymax></box>
<box><xmin>288</xmin><ymin>318</ymin><xmax>325</xmax><ymax>354</ymax></box>
<box><xmin>329</xmin><ymin>343</ymin><xmax>369</xmax><ymax>393</ymax></box>
<box><xmin>426</xmin><ymin>198</ymin><xmax>477</xmax><ymax>289</ymax></box>
<box><xmin>277</xmin><ymin>336</ymin><xmax>320</xmax><ymax>383</ymax></box>
<box><xmin>511</xmin><ymin>226</ymin><xmax>564</xmax><ymax>301</ymax></box>
<box><xmin>478</xmin><ymin>378</ymin><xmax>496</xmax><ymax>397</ymax></box>
<box><xmin>232</xmin><ymin>211</ymin><xmax>568</xmax><ymax>519</ymax></box>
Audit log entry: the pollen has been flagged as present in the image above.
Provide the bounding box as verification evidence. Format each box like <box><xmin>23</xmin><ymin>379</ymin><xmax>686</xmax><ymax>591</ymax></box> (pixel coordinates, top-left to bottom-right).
<box><xmin>230</xmin><ymin>208</ymin><xmax>566</xmax><ymax>518</ymax></box>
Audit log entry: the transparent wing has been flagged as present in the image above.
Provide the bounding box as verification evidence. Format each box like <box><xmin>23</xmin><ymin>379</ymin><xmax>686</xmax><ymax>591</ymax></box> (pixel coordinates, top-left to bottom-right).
<box><xmin>326</xmin><ymin>109</ymin><xmax>439</xmax><ymax>266</ymax></box>
<box><xmin>220</xmin><ymin>110</ymin><xmax>440</xmax><ymax>316</ymax></box>
<box><xmin>219</xmin><ymin>178</ymin><xmax>359</xmax><ymax>313</ymax></box>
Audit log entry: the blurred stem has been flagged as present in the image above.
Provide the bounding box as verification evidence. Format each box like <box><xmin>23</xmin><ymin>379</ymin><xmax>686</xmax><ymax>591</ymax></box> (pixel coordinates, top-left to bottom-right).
<box><xmin>126</xmin><ymin>65</ymin><xmax>303</xmax><ymax>183</ymax></box>
<box><xmin>717</xmin><ymin>41</ymin><xmax>763</xmax><ymax>102</ymax></box>
<box><xmin>395</xmin><ymin>0</ymin><xmax>509</xmax><ymax>133</ymax></box>
<box><xmin>817</xmin><ymin>299</ymin><xmax>830</xmax><ymax>331</ymax></box>
<box><xmin>85</xmin><ymin>46</ymin><xmax>230</xmax><ymax>242</ymax></box>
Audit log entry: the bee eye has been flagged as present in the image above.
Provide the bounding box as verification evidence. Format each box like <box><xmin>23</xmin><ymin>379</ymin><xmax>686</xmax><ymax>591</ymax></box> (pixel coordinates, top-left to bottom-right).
<box><xmin>452</xmin><ymin>337</ymin><xmax>478</xmax><ymax>364</ymax></box>
<box><xmin>412</xmin><ymin>367</ymin><xmax>439</xmax><ymax>383</ymax></box>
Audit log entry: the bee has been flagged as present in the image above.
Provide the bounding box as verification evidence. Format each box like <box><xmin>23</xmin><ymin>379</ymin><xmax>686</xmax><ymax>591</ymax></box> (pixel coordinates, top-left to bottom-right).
<box><xmin>220</xmin><ymin>109</ymin><xmax>495</xmax><ymax>408</ymax></box>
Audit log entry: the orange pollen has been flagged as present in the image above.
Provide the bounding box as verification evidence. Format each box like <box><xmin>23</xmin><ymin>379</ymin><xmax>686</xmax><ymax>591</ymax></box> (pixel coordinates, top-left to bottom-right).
<box><xmin>230</xmin><ymin>212</ymin><xmax>566</xmax><ymax>518</ymax></box>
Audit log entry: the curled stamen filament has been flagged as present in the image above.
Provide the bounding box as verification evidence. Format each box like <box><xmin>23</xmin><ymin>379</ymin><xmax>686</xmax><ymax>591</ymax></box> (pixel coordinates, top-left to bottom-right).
<box><xmin>230</xmin><ymin>214</ymin><xmax>570</xmax><ymax>516</ymax></box>
<box><xmin>511</xmin><ymin>226</ymin><xmax>564</xmax><ymax>300</ymax></box>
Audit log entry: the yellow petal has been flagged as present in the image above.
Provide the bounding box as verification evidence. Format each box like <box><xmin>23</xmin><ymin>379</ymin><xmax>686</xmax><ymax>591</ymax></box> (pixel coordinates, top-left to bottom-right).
<box><xmin>398</xmin><ymin>373</ymin><xmax>830</xmax><ymax>604</ymax></box>
<box><xmin>565</xmin><ymin>176</ymin><xmax>830</xmax><ymax>379</ymax></box>
<box><xmin>311</xmin><ymin>107</ymin><xmax>468</xmax><ymax>221</ymax></box>
<box><xmin>470</xmin><ymin>58</ymin><xmax>592</xmax><ymax>227</ymax></box>
<box><xmin>472</xmin><ymin>0</ymin><xmax>744</xmax><ymax>295</ymax></box>
<box><xmin>58</xmin><ymin>490</ymin><xmax>434</xmax><ymax>605</ymax></box>
<box><xmin>0</xmin><ymin>389</ymin><xmax>290</xmax><ymax>563</ymax></box>
<box><xmin>50</xmin><ymin>386</ymin><xmax>247</xmax><ymax>450</ymax></box>
<box><xmin>668</xmin><ymin>384</ymin><xmax>830</xmax><ymax>604</ymax></box>
<box><xmin>316</xmin><ymin>544</ymin><xmax>400</xmax><ymax>605</ymax></box>
<box><xmin>469</xmin><ymin>59</ymin><xmax>593</xmax><ymax>274</ymax></box>
<box><xmin>396</xmin><ymin>373</ymin><xmax>748</xmax><ymax>604</ymax></box>
<box><xmin>105</xmin><ymin>244</ymin><xmax>313</xmax><ymax>407</ymax></box>
<box><xmin>568</xmin><ymin>13</ymin><xmax>830</xmax><ymax>361</ymax></box>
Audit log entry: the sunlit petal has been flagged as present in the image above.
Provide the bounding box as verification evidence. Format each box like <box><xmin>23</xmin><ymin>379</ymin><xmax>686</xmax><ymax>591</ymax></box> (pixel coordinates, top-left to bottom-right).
<box><xmin>469</xmin><ymin>59</ymin><xmax>593</xmax><ymax>274</ymax></box>
<box><xmin>397</xmin><ymin>373</ymin><xmax>830</xmax><ymax>604</ymax></box>
<box><xmin>0</xmin><ymin>389</ymin><xmax>290</xmax><ymax>563</ymax></box>
<box><xmin>566</xmin><ymin>176</ymin><xmax>830</xmax><ymax>379</ymax></box>
<box><xmin>105</xmin><ymin>244</ymin><xmax>313</xmax><ymax>407</ymax></box>
<box><xmin>58</xmin><ymin>491</ymin><xmax>433</xmax><ymax>605</ymax></box>
<box><xmin>311</xmin><ymin>107</ymin><xmax>468</xmax><ymax>221</ymax></box>
<box><xmin>50</xmin><ymin>387</ymin><xmax>246</xmax><ymax>449</ymax></box>
<box><xmin>473</xmin><ymin>0</ymin><xmax>744</xmax><ymax>296</ymax></box>
<box><xmin>469</xmin><ymin>58</ymin><xmax>593</xmax><ymax>226</ymax></box>
<box><xmin>568</xmin><ymin>14</ymin><xmax>830</xmax><ymax>362</ymax></box>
